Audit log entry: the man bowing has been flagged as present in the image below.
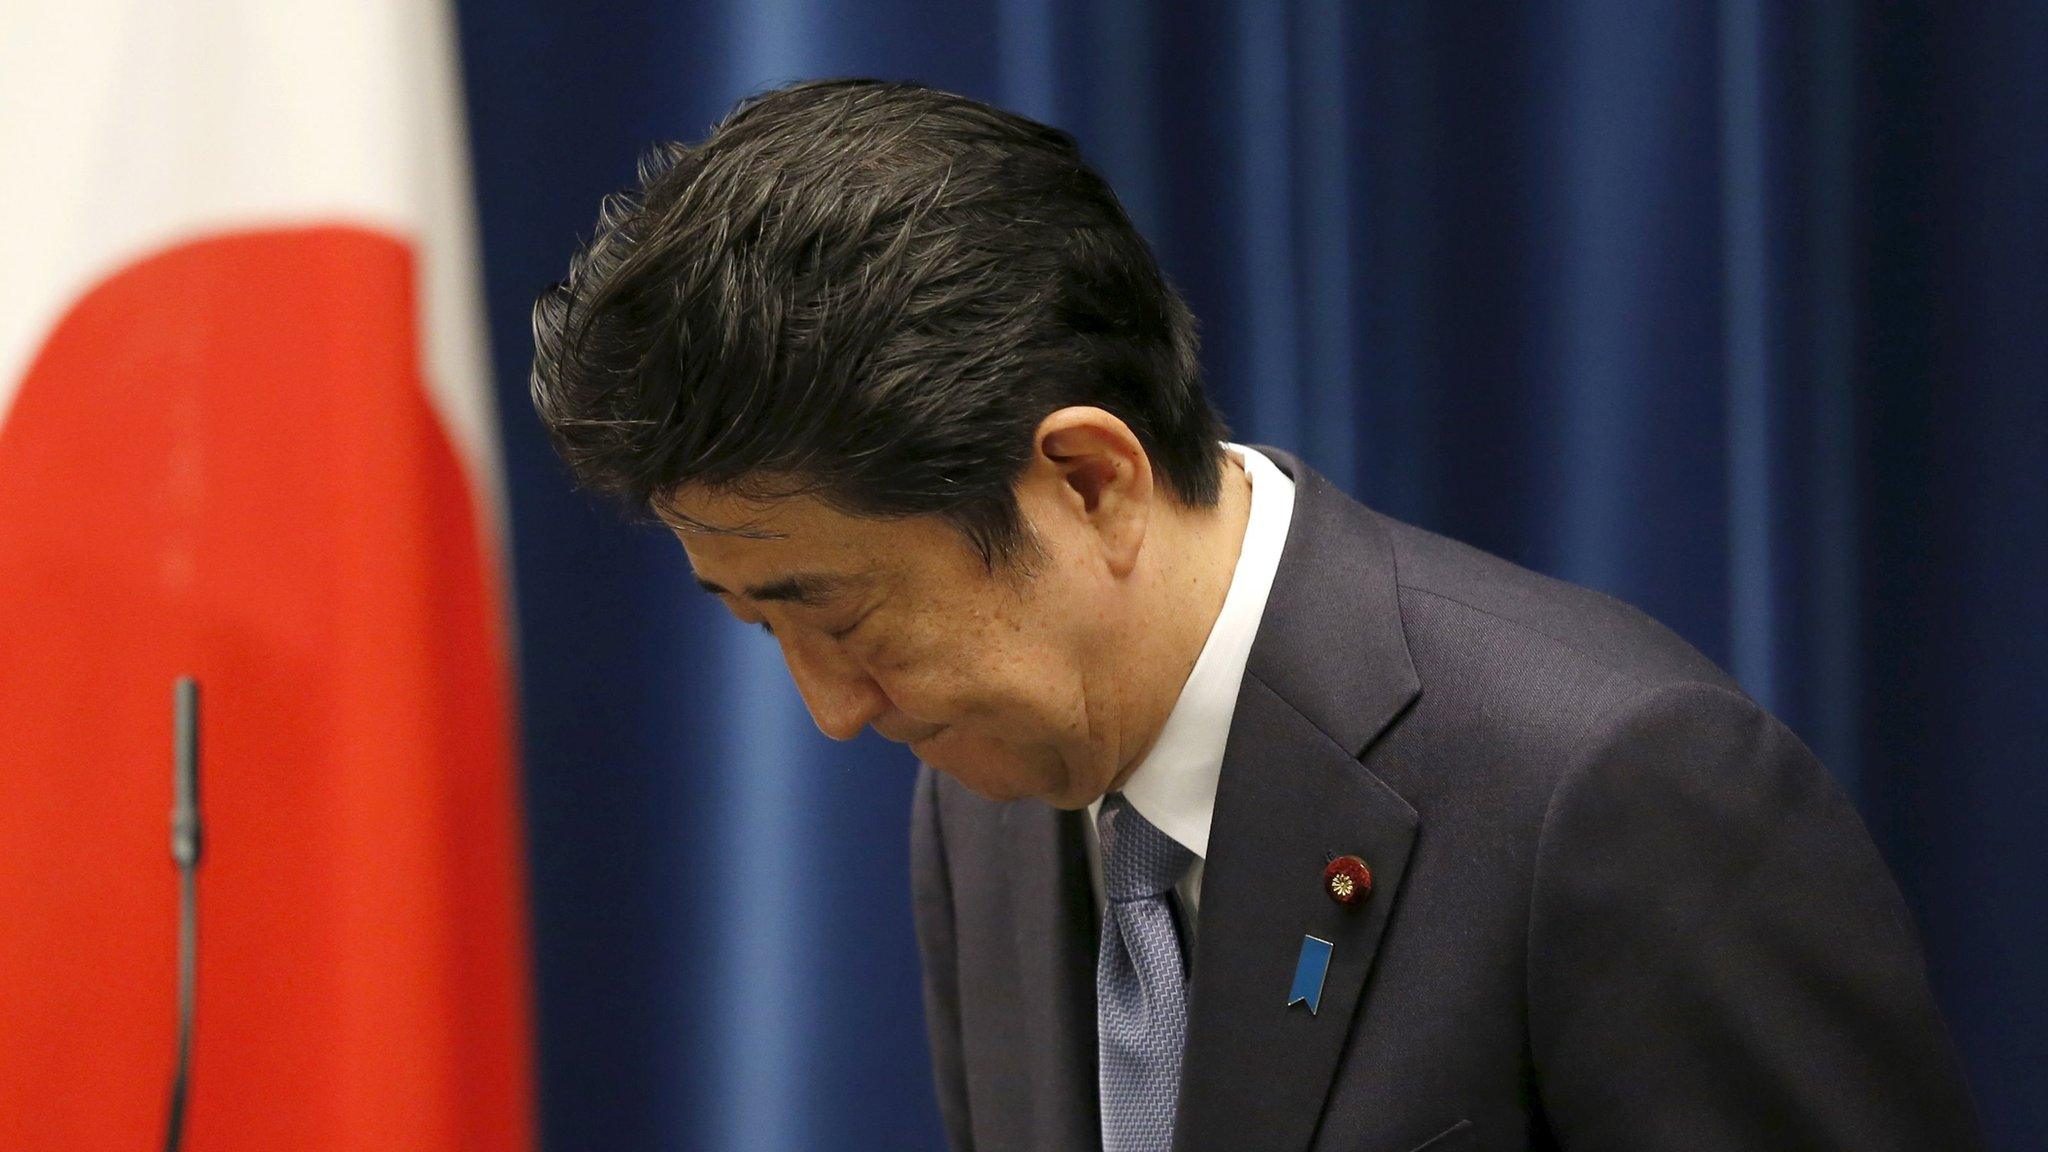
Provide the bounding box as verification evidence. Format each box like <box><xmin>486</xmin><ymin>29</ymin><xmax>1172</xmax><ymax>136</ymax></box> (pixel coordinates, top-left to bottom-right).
<box><xmin>530</xmin><ymin>79</ymin><xmax>1983</xmax><ymax>1152</ymax></box>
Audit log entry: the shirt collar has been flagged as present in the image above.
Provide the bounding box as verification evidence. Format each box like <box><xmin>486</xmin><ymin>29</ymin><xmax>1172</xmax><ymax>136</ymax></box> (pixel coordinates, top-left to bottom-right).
<box><xmin>1089</xmin><ymin>442</ymin><xmax>1296</xmax><ymax>860</ymax></box>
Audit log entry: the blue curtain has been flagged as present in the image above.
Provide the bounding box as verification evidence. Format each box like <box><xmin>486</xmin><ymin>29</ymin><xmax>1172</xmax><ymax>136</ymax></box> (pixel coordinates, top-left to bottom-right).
<box><xmin>453</xmin><ymin>3</ymin><xmax>2046</xmax><ymax>1149</ymax></box>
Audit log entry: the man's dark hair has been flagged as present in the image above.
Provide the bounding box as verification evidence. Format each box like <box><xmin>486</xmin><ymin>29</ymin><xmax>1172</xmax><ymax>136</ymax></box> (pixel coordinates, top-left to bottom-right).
<box><xmin>531</xmin><ymin>78</ymin><xmax>1225</xmax><ymax>564</ymax></box>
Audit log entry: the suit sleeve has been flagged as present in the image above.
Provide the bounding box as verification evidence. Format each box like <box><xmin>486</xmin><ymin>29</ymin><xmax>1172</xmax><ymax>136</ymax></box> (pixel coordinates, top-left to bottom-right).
<box><xmin>910</xmin><ymin>764</ymin><xmax>975</xmax><ymax>1151</ymax></box>
<box><xmin>1526</xmin><ymin>680</ymin><xmax>1984</xmax><ymax>1151</ymax></box>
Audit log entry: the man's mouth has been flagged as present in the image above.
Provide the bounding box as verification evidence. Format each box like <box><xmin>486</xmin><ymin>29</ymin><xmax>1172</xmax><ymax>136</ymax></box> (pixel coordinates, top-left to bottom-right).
<box><xmin>880</xmin><ymin>721</ymin><xmax>947</xmax><ymax>746</ymax></box>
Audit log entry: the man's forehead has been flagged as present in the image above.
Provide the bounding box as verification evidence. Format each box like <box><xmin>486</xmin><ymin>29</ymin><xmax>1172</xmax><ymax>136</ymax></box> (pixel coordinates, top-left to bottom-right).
<box><xmin>672</xmin><ymin>499</ymin><xmax>887</xmax><ymax>608</ymax></box>
<box><xmin>659</xmin><ymin>481</ymin><xmax>811</xmax><ymax>537</ymax></box>
<box><xmin>663</xmin><ymin>481</ymin><xmax>972</xmax><ymax>601</ymax></box>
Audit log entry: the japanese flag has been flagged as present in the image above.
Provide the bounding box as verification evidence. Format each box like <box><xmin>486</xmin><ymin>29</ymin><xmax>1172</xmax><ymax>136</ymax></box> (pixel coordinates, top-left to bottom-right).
<box><xmin>0</xmin><ymin>3</ymin><xmax>533</xmax><ymax>1147</ymax></box>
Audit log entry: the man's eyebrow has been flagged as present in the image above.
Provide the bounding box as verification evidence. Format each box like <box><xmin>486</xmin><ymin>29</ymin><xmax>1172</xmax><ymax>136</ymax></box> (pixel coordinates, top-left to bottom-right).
<box><xmin>693</xmin><ymin>572</ymin><xmax>866</xmax><ymax>605</ymax></box>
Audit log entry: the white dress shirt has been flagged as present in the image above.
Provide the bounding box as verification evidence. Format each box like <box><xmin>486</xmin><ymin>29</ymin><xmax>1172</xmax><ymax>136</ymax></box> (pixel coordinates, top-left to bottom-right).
<box><xmin>1082</xmin><ymin>443</ymin><xmax>1297</xmax><ymax>933</ymax></box>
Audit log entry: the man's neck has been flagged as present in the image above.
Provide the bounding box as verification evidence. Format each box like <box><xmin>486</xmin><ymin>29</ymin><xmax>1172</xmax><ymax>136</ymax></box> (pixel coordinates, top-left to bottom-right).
<box><xmin>1107</xmin><ymin>452</ymin><xmax>1255</xmax><ymax>791</ymax></box>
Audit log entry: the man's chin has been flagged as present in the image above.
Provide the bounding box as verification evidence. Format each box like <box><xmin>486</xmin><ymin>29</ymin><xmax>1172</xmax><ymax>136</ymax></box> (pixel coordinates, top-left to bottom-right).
<box><xmin>915</xmin><ymin>732</ymin><xmax>1078</xmax><ymax>807</ymax></box>
<box><xmin>920</xmin><ymin>751</ymin><xmax>1038</xmax><ymax>804</ymax></box>
<box><xmin>947</xmin><ymin>772</ymin><xmax>1039</xmax><ymax>804</ymax></box>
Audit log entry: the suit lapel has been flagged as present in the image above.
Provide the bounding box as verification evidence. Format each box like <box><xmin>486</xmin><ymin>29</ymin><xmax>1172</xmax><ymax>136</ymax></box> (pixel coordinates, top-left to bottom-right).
<box><xmin>1174</xmin><ymin>450</ymin><xmax>1423</xmax><ymax>1152</ymax></box>
<box><xmin>1004</xmin><ymin>798</ymin><xmax>1101</xmax><ymax>1150</ymax></box>
<box><xmin>1174</xmin><ymin>680</ymin><xmax>1418</xmax><ymax>1152</ymax></box>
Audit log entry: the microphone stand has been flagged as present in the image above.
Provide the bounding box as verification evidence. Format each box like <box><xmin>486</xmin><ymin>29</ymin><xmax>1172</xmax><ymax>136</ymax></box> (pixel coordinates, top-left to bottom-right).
<box><xmin>164</xmin><ymin>678</ymin><xmax>202</xmax><ymax>1152</ymax></box>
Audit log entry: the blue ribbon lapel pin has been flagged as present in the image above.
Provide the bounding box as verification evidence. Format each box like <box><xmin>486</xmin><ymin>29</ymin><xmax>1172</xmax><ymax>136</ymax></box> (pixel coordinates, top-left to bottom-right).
<box><xmin>1287</xmin><ymin>934</ymin><xmax>1335</xmax><ymax>1015</ymax></box>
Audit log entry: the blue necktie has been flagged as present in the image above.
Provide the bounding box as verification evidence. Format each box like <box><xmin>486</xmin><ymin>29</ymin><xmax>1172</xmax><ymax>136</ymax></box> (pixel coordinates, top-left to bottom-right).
<box><xmin>1097</xmin><ymin>793</ymin><xmax>1195</xmax><ymax>1152</ymax></box>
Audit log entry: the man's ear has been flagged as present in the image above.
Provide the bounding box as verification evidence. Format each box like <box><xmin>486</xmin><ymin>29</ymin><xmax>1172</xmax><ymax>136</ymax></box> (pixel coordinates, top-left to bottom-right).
<box><xmin>1027</xmin><ymin>407</ymin><xmax>1154</xmax><ymax>576</ymax></box>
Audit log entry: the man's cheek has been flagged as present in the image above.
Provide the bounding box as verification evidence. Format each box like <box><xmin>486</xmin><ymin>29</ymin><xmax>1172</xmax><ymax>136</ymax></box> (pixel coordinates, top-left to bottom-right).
<box><xmin>886</xmin><ymin>666</ymin><xmax>989</xmax><ymax>723</ymax></box>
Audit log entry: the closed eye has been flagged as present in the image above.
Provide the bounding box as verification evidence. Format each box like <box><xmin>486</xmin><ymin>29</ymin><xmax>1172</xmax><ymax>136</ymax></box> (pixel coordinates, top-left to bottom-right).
<box><xmin>827</xmin><ymin>607</ymin><xmax>874</xmax><ymax>642</ymax></box>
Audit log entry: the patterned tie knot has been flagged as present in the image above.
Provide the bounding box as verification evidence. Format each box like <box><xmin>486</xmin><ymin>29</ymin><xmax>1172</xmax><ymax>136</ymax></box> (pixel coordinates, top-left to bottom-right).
<box><xmin>1097</xmin><ymin>794</ymin><xmax>1193</xmax><ymax>904</ymax></box>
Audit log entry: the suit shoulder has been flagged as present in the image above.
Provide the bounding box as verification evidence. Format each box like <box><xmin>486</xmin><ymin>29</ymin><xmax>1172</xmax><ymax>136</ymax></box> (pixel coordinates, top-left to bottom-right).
<box><xmin>1376</xmin><ymin>510</ymin><xmax>1740</xmax><ymax>699</ymax></box>
<box><xmin>1357</xmin><ymin>512</ymin><xmax>1782</xmax><ymax>883</ymax></box>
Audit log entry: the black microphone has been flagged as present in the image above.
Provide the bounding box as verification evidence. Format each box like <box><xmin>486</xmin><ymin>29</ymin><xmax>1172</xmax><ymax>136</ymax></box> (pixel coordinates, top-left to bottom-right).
<box><xmin>164</xmin><ymin>678</ymin><xmax>202</xmax><ymax>1152</ymax></box>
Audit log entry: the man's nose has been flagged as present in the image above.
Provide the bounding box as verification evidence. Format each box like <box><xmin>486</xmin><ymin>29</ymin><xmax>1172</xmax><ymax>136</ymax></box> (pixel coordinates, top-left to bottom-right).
<box><xmin>780</xmin><ymin>636</ymin><xmax>887</xmax><ymax>741</ymax></box>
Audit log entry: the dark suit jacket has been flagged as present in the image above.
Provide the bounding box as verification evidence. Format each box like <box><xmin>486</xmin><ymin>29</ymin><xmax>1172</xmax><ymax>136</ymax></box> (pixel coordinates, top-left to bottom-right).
<box><xmin>910</xmin><ymin>450</ymin><xmax>1983</xmax><ymax>1152</ymax></box>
